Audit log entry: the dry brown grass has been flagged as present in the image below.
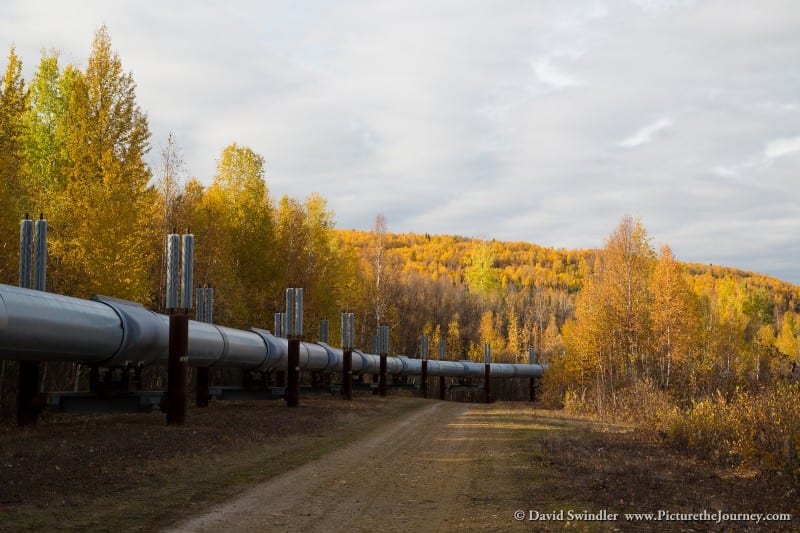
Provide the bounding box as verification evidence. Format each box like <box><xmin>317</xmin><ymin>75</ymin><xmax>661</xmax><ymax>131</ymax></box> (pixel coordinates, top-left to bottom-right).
<box><xmin>0</xmin><ymin>395</ymin><xmax>422</xmax><ymax>532</ymax></box>
<box><xmin>459</xmin><ymin>404</ymin><xmax>799</xmax><ymax>532</ymax></box>
<box><xmin>2</xmin><ymin>398</ymin><xmax>798</xmax><ymax>532</ymax></box>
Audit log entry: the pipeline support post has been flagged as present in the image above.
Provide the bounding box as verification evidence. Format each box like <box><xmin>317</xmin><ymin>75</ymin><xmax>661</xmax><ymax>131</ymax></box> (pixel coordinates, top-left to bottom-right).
<box><xmin>286</xmin><ymin>337</ymin><xmax>300</xmax><ymax>407</ymax></box>
<box><xmin>341</xmin><ymin>312</ymin><xmax>354</xmax><ymax>401</ymax></box>
<box><xmin>16</xmin><ymin>216</ymin><xmax>41</xmax><ymax>426</ymax></box>
<box><xmin>164</xmin><ymin>232</ymin><xmax>191</xmax><ymax>424</ymax></box>
<box><xmin>420</xmin><ymin>334</ymin><xmax>429</xmax><ymax>399</ymax></box>
<box><xmin>484</xmin><ymin>343</ymin><xmax>492</xmax><ymax>404</ymax></box>
<box><xmin>167</xmin><ymin>312</ymin><xmax>188</xmax><ymax>425</ymax></box>
<box><xmin>378</xmin><ymin>324</ymin><xmax>389</xmax><ymax>397</ymax></box>
<box><xmin>379</xmin><ymin>356</ymin><xmax>387</xmax><ymax>397</ymax></box>
<box><xmin>89</xmin><ymin>365</ymin><xmax>100</xmax><ymax>393</ymax></box>
<box><xmin>342</xmin><ymin>349</ymin><xmax>353</xmax><ymax>401</ymax></box>
<box><xmin>421</xmin><ymin>360</ymin><xmax>428</xmax><ymax>399</ymax></box>
<box><xmin>484</xmin><ymin>364</ymin><xmax>492</xmax><ymax>403</ymax></box>
<box><xmin>529</xmin><ymin>347</ymin><xmax>537</xmax><ymax>402</ymax></box>
<box><xmin>284</xmin><ymin>288</ymin><xmax>303</xmax><ymax>408</ymax></box>
<box><xmin>16</xmin><ymin>361</ymin><xmax>39</xmax><ymax>427</ymax></box>
<box><xmin>437</xmin><ymin>339</ymin><xmax>446</xmax><ymax>401</ymax></box>
<box><xmin>196</xmin><ymin>367</ymin><xmax>210</xmax><ymax>408</ymax></box>
<box><xmin>194</xmin><ymin>286</ymin><xmax>213</xmax><ymax>408</ymax></box>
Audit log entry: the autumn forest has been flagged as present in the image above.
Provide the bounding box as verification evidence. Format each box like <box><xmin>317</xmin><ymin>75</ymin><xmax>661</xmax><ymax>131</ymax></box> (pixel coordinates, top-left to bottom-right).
<box><xmin>2</xmin><ymin>28</ymin><xmax>800</xmax><ymax>479</ymax></box>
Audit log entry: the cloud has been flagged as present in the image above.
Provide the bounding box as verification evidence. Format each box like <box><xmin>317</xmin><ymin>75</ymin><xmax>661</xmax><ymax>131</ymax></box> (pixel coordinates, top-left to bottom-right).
<box><xmin>630</xmin><ymin>0</ymin><xmax>697</xmax><ymax>14</ymax></box>
<box><xmin>4</xmin><ymin>0</ymin><xmax>800</xmax><ymax>284</ymax></box>
<box><xmin>764</xmin><ymin>136</ymin><xmax>800</xmax><ymax>159</ymax></box>
<box><xmin>531</xmin><ymin>58</ymin><xmax>585</xmax><ymax>89</ymax></box>
<box><xmin>617</xmin><ymin>118</ymin><xmax>674</xmax><ymax>148</ymax></box>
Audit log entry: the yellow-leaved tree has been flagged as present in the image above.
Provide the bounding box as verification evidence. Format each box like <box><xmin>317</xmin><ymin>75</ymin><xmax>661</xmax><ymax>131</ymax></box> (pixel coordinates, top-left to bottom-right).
<box><xmin>0</xmin><ymin>47</ymin><xmax>29</xmax><ymax>284</ymax></box>
<box><xmin>56</xmin><ymin>26</ymin><xmax>154</xmax><ymax>301</ymax></box>
<box><xmin>650</xmin><ymin>244</ymin><xmax>699</xmax><ymax>391</ymax></box>
<box><xmin>194</xmin><ymin>143</ymin><xmax>276</xmax><ymax>328</ymax></box>
<box><xmin>561</xmin><ymin>216</ymin><xmax>655</xmax><ymax>411</ymax></box>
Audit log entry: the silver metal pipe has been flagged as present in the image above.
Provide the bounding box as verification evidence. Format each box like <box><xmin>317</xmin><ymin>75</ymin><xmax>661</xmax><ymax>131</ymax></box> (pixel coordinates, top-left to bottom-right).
<box><xmin>180</xmin><ymin>234</ymin><xmax>194</xmax><ymax>310</ymax></box>
<box><xmin>0</xmin><ymin>285</ymin><xmax>124</xmax><ymax>362</ymax></box>
<box><xmin>33</xmin><ymin>218</ymin><xmax>47</xmax><ymax>292</ymax></box>
<box><xmin>0</xmin><ymin>284</ymin><xmax>545</xmax><ymax>378</ymax></box>
<box><xmin>195</xmin><ymin>287</ymin><xmax>206</xmax><ymax>322</ymax></box>
<box><xmin>204</xmin><ymin>287</ymin><xmax>213</xmax><ymax>324</ymax></box>
<box><xmin>165</xmin><ymin>234</ymin><xmax>180</xmax><ymax>310</ymax></box>
<box><xmin>19</xmin><ymin>219</ymin><xmax>32</xmax><ymax>289</ymax></box>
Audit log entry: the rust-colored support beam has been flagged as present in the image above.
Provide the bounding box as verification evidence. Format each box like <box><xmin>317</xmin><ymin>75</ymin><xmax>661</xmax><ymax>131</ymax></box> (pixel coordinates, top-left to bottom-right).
<box><xmin>342</xmin><ymin>348</ymin><xmax>353</xmax><ymax>401</ymax></box>
<box><xmin>379</xmin><ymin>354</ymin><xmax>387</xmax><ymax>397</ymax></box>
<box><xmin>167</xmin><ymin>313</ymin><xmax>188</xmax><ymax>425</ymax></box>
<box><xmin>16</xmin><ymin>361</ymin><xmax>39</xmax><ymax>427</ymax></box>
<box><xmin>439</xmin><ymin>375</ymin><xmax>446</xmax><ymax>400</ymax></box>
<box><xmin>196</xmin><ymin>367</ymin><xmax>210</xmax><ymax>408</ymax></box>
<box><xmin>89</xmin><ymin>365</ymin><xmax>100</xmax><ymax>393</ymax></box>
<box><xmin>530</xmin><ymin>377</ymin><xmax>538</xmax><ymax>402</ymax></box>
<box><xmin>421</xmin><ymin>359</ymin><xmax>428</xmax><ymax>399</ymax></box>
<box><xmin>286</xmin><ymin>337</ymin><xmax>300</xmax><ymax>407</ymax></box>
<box><xmin>484</xmin><ymin>363</ymin><xmax>492</xmax><ymax>404</ymax></box>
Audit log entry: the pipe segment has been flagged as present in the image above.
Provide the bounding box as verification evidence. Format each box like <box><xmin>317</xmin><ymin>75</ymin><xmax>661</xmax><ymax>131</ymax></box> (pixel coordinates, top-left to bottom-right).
<box><xmin>0</xmin><ymin>283</ymin><xmax>545</xmax><ymax>378</ymax></box>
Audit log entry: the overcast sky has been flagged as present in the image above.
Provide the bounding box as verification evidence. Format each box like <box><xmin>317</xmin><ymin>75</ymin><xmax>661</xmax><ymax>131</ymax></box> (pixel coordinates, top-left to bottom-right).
<box><xmin>3</xmin><ymin>1</ymin><xmax>799</xmax><ymax>283</ymax></box>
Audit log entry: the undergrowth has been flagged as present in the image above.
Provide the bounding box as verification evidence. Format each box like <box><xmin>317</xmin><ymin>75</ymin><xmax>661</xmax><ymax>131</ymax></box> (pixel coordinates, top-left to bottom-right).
<box><xmin>563</xmin><ymin>380</ymin><xmax>800</xmax><ymax>484</ymax></box>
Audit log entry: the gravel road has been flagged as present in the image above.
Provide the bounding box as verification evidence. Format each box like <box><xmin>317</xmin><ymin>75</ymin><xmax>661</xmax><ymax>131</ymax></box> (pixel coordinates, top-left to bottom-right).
<box><xmin>167</xmin><ymin>401</ymin><xmax>493</xmax><ymax>532</ymax></box>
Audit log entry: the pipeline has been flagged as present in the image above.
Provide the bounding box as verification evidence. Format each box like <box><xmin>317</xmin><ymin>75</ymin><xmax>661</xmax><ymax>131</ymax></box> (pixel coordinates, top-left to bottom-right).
<box><xmin>0</xmin><ymin>284</ymin><xmax>545</xmax><ymax>379</ymax></box>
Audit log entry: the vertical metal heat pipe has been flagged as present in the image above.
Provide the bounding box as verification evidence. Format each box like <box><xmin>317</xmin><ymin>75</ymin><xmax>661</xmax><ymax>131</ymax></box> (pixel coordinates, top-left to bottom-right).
<box><xmin>16</xmin><ymin>216</ymin><xmax>38</xmax><ymax>426</ymax></box>
<box><xmin>342</xmin><ymin>312</ymin><xmax>353</xmax><ymax>401</ymax></box>
<box><xmin>33</xmin><ymin>216</ymin><xmax>47</xmax><ymax>292</ymax></box>
<box><xmin>195</xmin><ymin>286</ymin><xmax>210</xmax><ymax>408</ymax></box>
<box><xmin>438</xmin><ymin>339</ymin><xmax>446</xmax><ymax>400</ymax></box>
<box><xmin>179</xmin><ymin>234</ymin><xmax>194</xmax><ymax>310</ymax></box>
<box><xmin>529</xmin><ymin>347</ymin><xmax>537</xmax><ymax>402</ymax></box>
<box><xmin>165</xmin><ymin>234</ymin><xmax>180</xmax><ymax>310</ymax></box>
<box><xmin>379</xmin><ymin>325</ymin><xmax>388</xmax><ymax>397</ymax></box>
<box><xmin>18</xmin><ymin>217</ymin><xmax>32</xmax><ymax>289</ymax></box>
<box><xmin>420</xmin><ymin>334</ymin><xmax>429</xmax><ymax>399</ymax></box>
<box><xmin>484</xmin><ymin>343</ymin><xmax>492</xmax><ymax>404</ymax></box>
<box><xmin>285</xmin><ymin>288</ymin><xmax>301</xmax><ymax>408</ymax></box>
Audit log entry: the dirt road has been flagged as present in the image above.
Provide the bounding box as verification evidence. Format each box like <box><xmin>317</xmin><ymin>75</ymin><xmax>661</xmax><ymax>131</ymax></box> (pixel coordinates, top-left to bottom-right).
<box><xmin>5</xmin><ymin>397</ymin><xmax>796</xmax><ymax>531</ymax></box>
<box><xmin>168</xmin><ymin>401</ymin><xmax>515</xmax><ymax>532</ymax></box>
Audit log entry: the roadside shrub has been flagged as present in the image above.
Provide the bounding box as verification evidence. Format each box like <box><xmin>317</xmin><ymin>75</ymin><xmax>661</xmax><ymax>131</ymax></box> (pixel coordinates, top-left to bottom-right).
<box><xmin>741</xmin><ymin>382</ymin><xmax>800</xmax><ymax>479</ymax></box>
<box><xmin>563</xmin><ymin>388</ymin><xmax>592</xmax><ymax>415</ymax></box>
<box><xmin>613</xmin><ymin>378</ymin><xmax>676</xmax><ymax>431</ymax></box>
<box><xmin>658</xmin><ymin>383</ymin><xmax>800</xmax><ymax>482</ymax></box>
<box><xmin>662</xmin><ymin>392</ymin><xmax>739</xmax><ymax>461</ymax></box>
